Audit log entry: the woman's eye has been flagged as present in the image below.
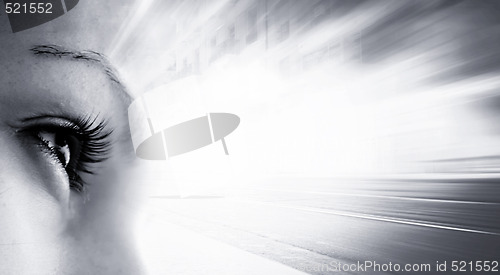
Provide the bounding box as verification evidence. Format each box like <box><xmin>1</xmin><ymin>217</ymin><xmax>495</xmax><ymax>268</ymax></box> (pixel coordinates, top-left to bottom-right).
<box><xmin>38</xmin><ymin>131</ymin><xmax>72</xmax><ymax>168</ymax></box>
<box><xmin>21</xmin><ymin>115</ymin><xmax>112</xmax><ymax>193</ymax></box>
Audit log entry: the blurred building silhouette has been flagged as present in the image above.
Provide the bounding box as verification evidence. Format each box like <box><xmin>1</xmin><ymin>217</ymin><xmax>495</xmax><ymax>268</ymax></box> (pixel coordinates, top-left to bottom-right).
<box><xmin>167</xmin><ymin>0</ymin><xmax>363</xmax><ymax>80</ymax></box>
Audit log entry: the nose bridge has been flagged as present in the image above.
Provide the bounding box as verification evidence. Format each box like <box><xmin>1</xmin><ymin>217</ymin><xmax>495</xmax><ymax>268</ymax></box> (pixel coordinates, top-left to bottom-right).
<box><xmin>70</xmin><ymin>164</ymin><xmax>145</xmax><ymax>274</ymax></box>
<box><xmin>68</xmin><ymin>209</ymin><xmax>145</xmax><ymax>274</ymax></box>
<box><xmin>72</xmin><ymin>231</ymin><xmax>144</xmax><ymax>274</ymax></box>
<box><xmin>101</xmin><ymin>237</ymin><xmax>145</xmax><ymax>274</ymax></box>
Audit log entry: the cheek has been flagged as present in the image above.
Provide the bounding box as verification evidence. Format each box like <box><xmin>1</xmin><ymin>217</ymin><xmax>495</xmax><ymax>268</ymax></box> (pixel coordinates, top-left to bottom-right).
<box><xmin>0</xmin><ymin>175</ymin><xmax>66</xmax><ymax>242</ymax></box>
<box><xmin>0</xmin><ymin>187</ymin><xmax>67</xmax><ymax>274</ymax></box>
<box><xmin>0</xmin><ymin>133</ymin><xmax>71</xmax><ymax>273</ymax></box>
<box><xmin>2</xmin><ymin>131</ymin><xmax>71</xmax><ymax>201</ymax></box>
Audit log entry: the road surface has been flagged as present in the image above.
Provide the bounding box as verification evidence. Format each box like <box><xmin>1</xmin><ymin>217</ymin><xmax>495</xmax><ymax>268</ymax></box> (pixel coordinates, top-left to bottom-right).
<box><xmin>143</xmin><ymin>176</ymin><xmax>500</xmax><ymax>274</ymax></box>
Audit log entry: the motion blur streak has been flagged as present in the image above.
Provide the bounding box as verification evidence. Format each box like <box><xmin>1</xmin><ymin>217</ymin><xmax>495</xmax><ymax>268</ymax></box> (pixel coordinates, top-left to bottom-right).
<box><xmin>113</xmin><ymin>0</ymin><xmax>500</xmax><ymax>176</ymax></box>
<box><xmin>111</xmin><ymin>0</ymin><xmax>500</xmax><ymax>274</ymax></box>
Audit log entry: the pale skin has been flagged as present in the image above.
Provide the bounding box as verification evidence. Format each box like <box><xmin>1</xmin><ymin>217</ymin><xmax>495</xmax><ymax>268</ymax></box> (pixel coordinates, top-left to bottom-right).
<box><xmin>0</xmin><ymin>46</ymin><xmax>144</xmax><ymax>274</ymax></box>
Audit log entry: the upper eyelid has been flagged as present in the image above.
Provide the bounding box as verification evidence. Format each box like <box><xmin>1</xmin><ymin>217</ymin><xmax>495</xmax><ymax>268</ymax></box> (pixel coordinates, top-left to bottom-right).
<box><xmin>14</xmin><ymin>119</ymin><xmax>80</xmax><ymax>149</ymax></box>
<box><xmin>13</xmin><ymin>113</ymin><xmax>113</xmax><ymax>144</ymax></box>
<box><xmin>17</xmin><ymin>114</ymin><xmax>109</xmax><ymax>133</ymax></box>
<box><xmin>13</xmin><ymin>115</ymin><xmax>112</xmax><ymax>148</ymax></box>
<box><xmin>14</xmin><ymin>124</ymin><xmax>78</xmax><ymax>143</ymax></box>
<box><xmin>20</xmin><ymin>115</ymin><xmax>81</xmax><ymax>129</ymax></box>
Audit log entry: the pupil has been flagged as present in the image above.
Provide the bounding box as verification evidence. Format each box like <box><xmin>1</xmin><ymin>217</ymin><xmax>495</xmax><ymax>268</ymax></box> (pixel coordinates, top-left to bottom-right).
<box><xmin>55</xmin><ymin>134</ymin><xmax>68</xmax><ymax>147</ymax></box>
<box><xmin>53</xmin><ymin>133</ymin><xmax>70</xmax><ymax>168</ymax></box>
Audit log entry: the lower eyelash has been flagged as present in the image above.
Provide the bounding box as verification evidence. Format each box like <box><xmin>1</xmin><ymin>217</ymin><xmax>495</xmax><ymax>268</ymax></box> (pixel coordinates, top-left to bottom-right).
<box><xmin>36</xmin><ymin>139</ymin><xmax>69</xmax><ymax>174</ymax></box>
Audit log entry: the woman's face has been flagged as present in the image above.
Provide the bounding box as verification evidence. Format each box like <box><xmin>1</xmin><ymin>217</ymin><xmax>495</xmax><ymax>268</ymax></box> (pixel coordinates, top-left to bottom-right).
<box><xmin>0</xmin><ymin>47</ymin><xmax>143</xmax><ymax>274</ymax></box>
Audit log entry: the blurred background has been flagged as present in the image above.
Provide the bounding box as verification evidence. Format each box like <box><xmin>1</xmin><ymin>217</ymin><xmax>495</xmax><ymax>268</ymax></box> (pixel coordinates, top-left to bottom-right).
<box><xmin>113</xmin><ymin>0</ymin><xmax>500</xmax><ymax>177</ymax></box>
<box><xmin>95</xmin><ymin>0</ymin><xmax>500</xmax><ymax>274</ymax></box>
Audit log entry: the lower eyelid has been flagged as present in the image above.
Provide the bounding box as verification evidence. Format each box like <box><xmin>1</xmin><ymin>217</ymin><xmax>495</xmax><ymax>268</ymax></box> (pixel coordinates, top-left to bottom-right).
<box><xmin>36</xmin><ymin>137</ymin><xmax>66</xmax><ymax>168</ymax></box>
<box><xmin>25</xmin><ymin>140</ymin><xmax>71</xmax><ymax>195</ymax></box>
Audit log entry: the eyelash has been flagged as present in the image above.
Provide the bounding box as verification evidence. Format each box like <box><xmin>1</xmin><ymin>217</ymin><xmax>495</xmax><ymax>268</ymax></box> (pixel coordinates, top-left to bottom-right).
<box><xmin>30</xmin><ymin>116</ymin><xmax>113</xmax><ymax>193</ymax></box>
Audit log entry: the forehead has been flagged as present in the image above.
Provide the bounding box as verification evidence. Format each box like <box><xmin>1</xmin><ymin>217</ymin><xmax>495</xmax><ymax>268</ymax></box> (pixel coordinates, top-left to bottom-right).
<box><xmin>0</xmin><ymin>49</ymin><xmax>128</xmax><ymax>124</ymax></box>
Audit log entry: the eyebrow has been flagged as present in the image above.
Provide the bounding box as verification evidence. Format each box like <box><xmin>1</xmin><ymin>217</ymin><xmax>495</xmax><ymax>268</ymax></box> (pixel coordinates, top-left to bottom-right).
<box><xmin>30</xmin><ymin>44</ymin><xmax>133</xmax><ymax>105</ymax></box>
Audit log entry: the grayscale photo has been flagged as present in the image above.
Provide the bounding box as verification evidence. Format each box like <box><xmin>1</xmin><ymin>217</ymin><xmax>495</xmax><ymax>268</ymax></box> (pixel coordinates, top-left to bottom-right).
<box><xmin>0</xmin><ymin>0</ymin><xmax>499</xmax><ymax>274</ymax></box>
